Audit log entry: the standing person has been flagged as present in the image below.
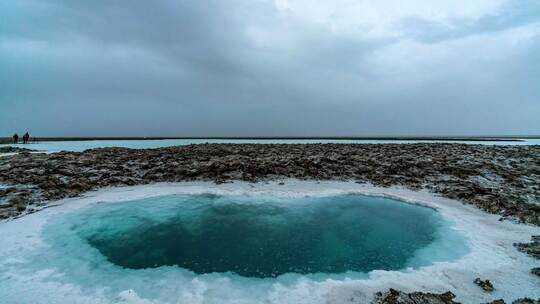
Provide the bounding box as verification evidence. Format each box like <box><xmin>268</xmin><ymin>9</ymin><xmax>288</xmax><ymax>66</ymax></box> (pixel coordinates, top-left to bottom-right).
<box><xmin>13</xmin><ymin>133</ymin><xmax>19</xmax><ymax>144</ymax></box>
<box><xmin>23</xmin><ymin>132</ymin><xmax>30</xmax><ymax>144</ymax></box>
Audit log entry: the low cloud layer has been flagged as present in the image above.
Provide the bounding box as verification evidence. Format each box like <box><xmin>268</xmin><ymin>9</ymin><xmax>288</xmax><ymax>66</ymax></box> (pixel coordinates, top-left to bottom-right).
<box><xmin>1</xmin><ymin>0</ymin><xmax>539</xmax><ymax>136</ymax></box>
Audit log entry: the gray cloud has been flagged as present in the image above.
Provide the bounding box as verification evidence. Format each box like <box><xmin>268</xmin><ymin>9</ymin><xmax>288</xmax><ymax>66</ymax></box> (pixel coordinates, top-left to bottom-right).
<box><xmin>397</xmin><ymin>0</ymin><xmax>540</xmax><ymax>43</ymax></box>
<box><xmin>1</xmin><ymin>0</ymin><xmax>539</xmax><ymax>137</ymax></box>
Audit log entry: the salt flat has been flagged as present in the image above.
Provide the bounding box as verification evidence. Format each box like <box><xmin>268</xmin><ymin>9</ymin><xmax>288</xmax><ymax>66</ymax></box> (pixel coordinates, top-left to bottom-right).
<box><xmin>0</xmin><ymin>180</ymin><xmax>538</xmax><ymax>303</ymax></box>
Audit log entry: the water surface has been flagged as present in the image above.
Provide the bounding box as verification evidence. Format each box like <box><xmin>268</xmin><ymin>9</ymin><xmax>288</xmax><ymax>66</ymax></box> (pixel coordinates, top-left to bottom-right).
<box><xmin>64</xmin><ymin>194</ymin><xmax>467</xmax><ymax>278</ymax></box>
<box><xmin>3</xmin><ymin>138</ymin><xmax>538</xmax><ymax>152</ymax></box>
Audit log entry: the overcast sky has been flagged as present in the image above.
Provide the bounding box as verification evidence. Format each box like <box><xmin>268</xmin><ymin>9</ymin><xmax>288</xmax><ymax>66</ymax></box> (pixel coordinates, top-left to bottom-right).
<box><xmin>1</xmin><ymin>0</ymin><xmax>539</xmax><ymax>137</ymax></box>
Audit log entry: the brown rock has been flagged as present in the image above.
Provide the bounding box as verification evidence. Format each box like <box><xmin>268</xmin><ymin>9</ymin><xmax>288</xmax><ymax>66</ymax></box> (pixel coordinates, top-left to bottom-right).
<box><xmin>373</xmin><ymin>288</ymin><xmax>459</xmax><ymax>304</ymax></box>
<box><xmin>474</xmin><ymin>278</ymin><xmax>495</xmax><ymax>292</ymax></box>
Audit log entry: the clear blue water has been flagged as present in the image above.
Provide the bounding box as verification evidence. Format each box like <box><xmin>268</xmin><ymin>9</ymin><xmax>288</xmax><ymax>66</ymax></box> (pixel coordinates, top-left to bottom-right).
<box><xmin>2</xmin><ymin>138</ymin><xmax>538</xmax><ymax>152</ymax></box>
<box><xmin>56</xmin><ymin>194</ymin><xmax>468</xmax><ymax>278</ymax></box>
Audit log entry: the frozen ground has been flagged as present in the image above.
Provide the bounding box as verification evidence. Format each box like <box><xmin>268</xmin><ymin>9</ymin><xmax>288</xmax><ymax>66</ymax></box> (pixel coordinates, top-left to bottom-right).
<box><xmin>2</xmin><ymin>138</ymin><xmax>539</xmax><ymax>152</ymax></box>
<box><xmin>0</xmin><ymin>180</ymin><xmax>538</xmax><ymax>304</ymax></box>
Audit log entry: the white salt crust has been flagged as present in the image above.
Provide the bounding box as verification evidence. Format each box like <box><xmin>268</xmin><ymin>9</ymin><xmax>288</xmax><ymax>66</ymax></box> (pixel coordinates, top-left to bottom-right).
<box><xmin>0</xmin><ymin>180</ymin><xmax>539</xmax><ymax>303</ymax></box>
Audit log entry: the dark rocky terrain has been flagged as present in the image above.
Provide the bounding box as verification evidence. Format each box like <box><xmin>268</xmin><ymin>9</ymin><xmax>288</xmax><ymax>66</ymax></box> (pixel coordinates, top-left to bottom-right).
<box><xmin>373</xmin><ymin>289</ymin><xmax>459</xmax><ymax>303</ymax></box>
<box><xmin>474</xmin><ymin>278</ymin><xmax>495</xmax><ymax>292</ymax></box>
<box><xmin>515</xmin><ymin>235</ymin><xmax>540</xmax><ymax>259</ymax></box>
<box><xmin>372</xmin><ymin>289</ymin><xmax>540</xmax><ymax>304</ymax></box>
<box><xmin>1</xmin><ymin>143</ymin><xmax>539</xmax><ymax>224</ymax></box>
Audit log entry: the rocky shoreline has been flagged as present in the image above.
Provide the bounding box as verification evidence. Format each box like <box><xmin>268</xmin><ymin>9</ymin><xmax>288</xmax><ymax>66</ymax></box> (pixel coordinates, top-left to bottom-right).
<box><xmin>1</xmin><ymin>143</ymin><xmax>539</xmax><ymax>224</ymax></box>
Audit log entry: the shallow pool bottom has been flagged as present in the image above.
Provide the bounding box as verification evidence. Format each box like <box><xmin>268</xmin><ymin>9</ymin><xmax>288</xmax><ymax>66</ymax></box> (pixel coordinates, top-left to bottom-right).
<box><xmin>53</xmin><ymin>193</ymin><xmax>466</xmax><ymax>278</ymax></box>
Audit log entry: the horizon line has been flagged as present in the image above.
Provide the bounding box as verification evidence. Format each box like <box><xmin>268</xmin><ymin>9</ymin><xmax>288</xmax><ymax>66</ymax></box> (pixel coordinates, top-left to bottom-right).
<box><xmin>2</xmin><ymin>135</ymin><xmax>540</xmax><ymax>141</ymax></box>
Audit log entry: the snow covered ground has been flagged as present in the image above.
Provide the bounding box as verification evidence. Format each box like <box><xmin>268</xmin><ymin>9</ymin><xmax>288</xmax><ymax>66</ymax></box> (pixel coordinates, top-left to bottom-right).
<box><xmin>0</xmin><ymin>180</ymin><xmax>538</xmax><ymax>303</ymax></box>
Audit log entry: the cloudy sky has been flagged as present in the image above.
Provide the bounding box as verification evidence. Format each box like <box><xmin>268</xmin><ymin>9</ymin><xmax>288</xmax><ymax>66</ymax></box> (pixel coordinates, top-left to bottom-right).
<box><xmin>1</xmin><ymin>0</ymin><xmax>539</xmax><ymax>137</ymax></box>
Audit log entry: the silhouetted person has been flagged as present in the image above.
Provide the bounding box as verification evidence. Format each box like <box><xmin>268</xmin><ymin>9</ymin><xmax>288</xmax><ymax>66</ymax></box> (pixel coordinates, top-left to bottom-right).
<box><xmin>13</xmin><ymin>133</ymin><xmax>19</xmax><ymax>144</ymax></box>
<box><xmin>23</xmin><ymin>132</ymin><xmax>30</xmax><ymax>144</ymax></box>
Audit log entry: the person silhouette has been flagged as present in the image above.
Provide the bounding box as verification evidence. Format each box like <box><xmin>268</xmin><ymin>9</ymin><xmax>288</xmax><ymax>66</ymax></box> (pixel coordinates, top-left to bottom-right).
<box><xmin>23</xmin><ymin>132</ymin><xmax>30</xmax><ymax>144</ymax></box>
<box><xmin>13</xmin><ymin>133</ymin><xmax>19</xmax><ymax>144</ymax></box>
